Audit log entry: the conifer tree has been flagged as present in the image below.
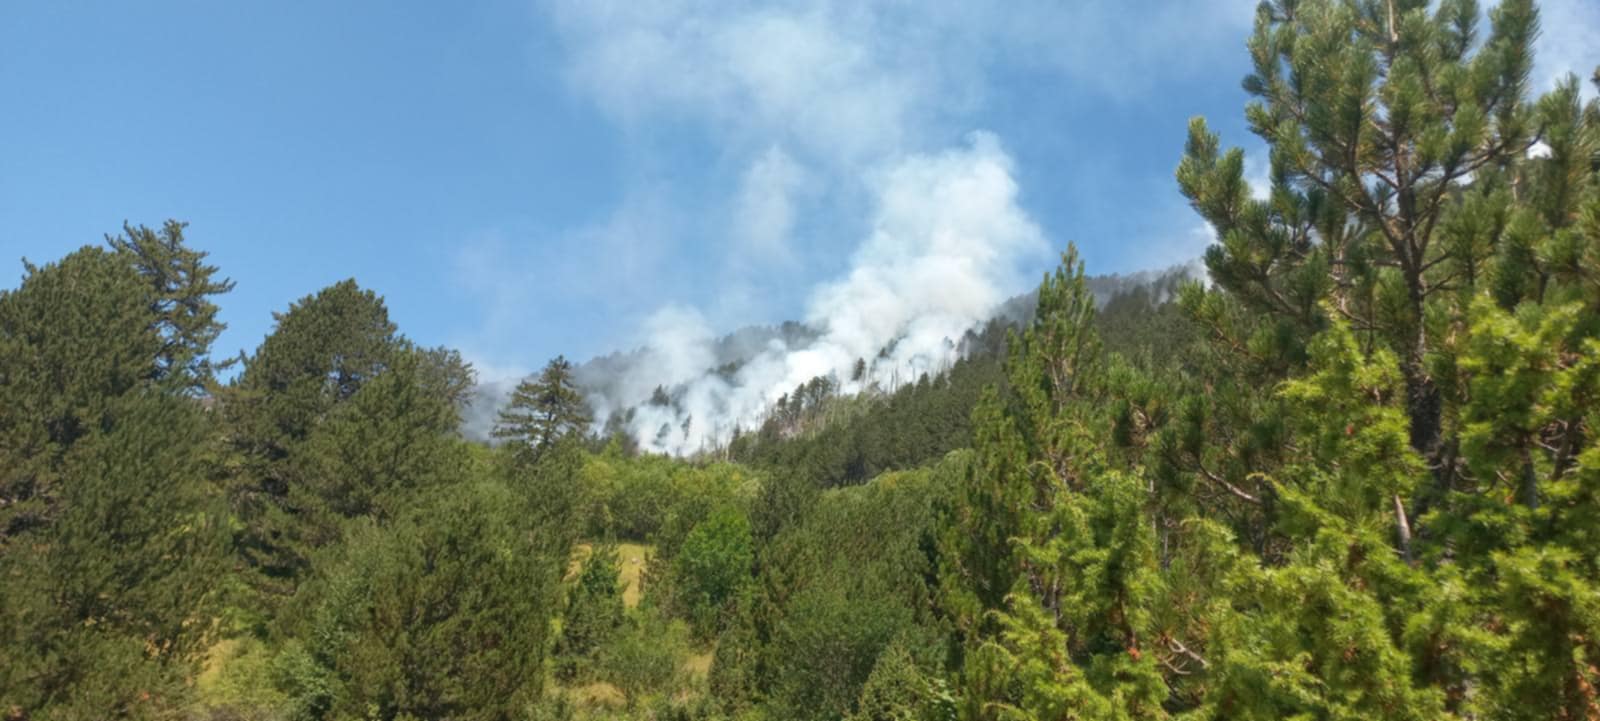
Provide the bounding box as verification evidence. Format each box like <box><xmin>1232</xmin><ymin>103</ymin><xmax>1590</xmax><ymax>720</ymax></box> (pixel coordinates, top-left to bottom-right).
<box><xmin>106</xmin><ymin>219</ymin><xmax>235</xmax><ymax>392</ymax></box>
<box><xmin>1162</xmin><ymin>3</ymin><xmax>1600</xmax><ymax>716</ymax></box>
<box><xmin>0</xmin><ymin>247</ymin><xmax>160</xmax><ymax>540</ymax></box>
<box><xmin>293</xmin><ymin>345</ymin><xmax>474</xmax><ymax>545</ymax></box>
<box><xmin>224</xmin><ymin>279</ymin><xmax>401</xmax><ymax>583</ymax></box>
<box><xmin>495</xmin><ymin>355</ymin><xmax>593</xmax><ymax>462</ymax></box>
<box><xmin>554</xmin><ymin>543</ymin><xmax>626</xmax><ymax>680</ymax></box>
<box><xmin>274</xmin><ymin>481</ymin><xmax>561</xmax><ymax>720</ymax></box>
<box><xmin>1178</xmin><ymin>0</ymin><xmax>1544</xmax><ymax>467</ymax></box>
<box><xmin>0</xmin><ymin>247</ymin><xmax>225</xmax><ymax>718</ymax></box>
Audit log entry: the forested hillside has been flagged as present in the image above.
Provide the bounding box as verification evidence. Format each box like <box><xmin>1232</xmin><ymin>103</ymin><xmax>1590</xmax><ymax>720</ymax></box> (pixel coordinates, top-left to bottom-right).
<box><xmin>4</xmin><ymin>1</ymin><xmax>1600</xmax><ymax>720</ymax></box>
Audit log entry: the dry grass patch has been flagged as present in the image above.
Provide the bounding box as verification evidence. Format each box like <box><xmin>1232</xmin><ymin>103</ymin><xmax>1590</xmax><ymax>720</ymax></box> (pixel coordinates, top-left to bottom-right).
<box><xmin>568</xmin><ymin>541</ymin><xmax>653</xmax><ymax>608</ymax></box>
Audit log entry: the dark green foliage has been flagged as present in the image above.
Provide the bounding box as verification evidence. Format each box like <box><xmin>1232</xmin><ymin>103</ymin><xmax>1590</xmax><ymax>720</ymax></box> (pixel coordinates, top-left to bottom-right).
<box><xmin>0</xmin><ymin>234</ymin><xmax>231</xmax><ymax>719</ymax></box>
<box><xmin>274</xmin><ymin>481</ymin><xmax>563</xmax><ymax>721</ymax></box>
<box><xmin>292</xmin><ymin>345</ymin><xmax>473</xmax><ymax>543</ymax></box>
<box><xmin>0</xmin><ymin>394</ymin><xmax>226</xmax><ymax>719</ymax></box>
<box><xmin>848</xmin><ymin>643</ymin><xmax>957</xmax><ymax>721</ymax></box>
<box><xmin>0</xmin><ymin>247</ymin><xmax>162</xmax><ymax>540</ymax></box>
<box><xmin>555</xmin><ymin>544</ymin><xmax>626</xmax><ymax>680</ymax></box>
<box><xmin>4</xmin><ymin>5</ymin><xmax>1598</xmax><ymax>718</ymax></box>
<box><xmin>224</xmin><ymin>279</ymin><xmax>402</xmax><ymax>585</ymax></box>
<box><xmin>106</xmin><ymin>220</ymin><xmax>235</xmax><ymax>392</ymax></box>
<box><xmin>767</xmin><ymin>585</ymin><xmax>921</xmax><ymax>721</ymax></box>
<box><xmin>730</xmin><ymin>321</ymin><xmax>1009</xmax><ymax>490</ymax></box>
<box><xmin>731</xmin><ymin>465</ymin><xmax>956</xmax><ymax>721</ymax></box>
<box><xmin>495</xmin><ymin>355</ymin><xmax>593</xmax><ymax>462</ymax></box>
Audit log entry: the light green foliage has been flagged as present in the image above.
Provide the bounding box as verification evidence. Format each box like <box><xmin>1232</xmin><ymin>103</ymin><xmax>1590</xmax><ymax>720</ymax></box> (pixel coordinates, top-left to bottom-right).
<box><xmin>940</xmin><ymin>247</ymin><xmax>1104</xmax><ymax>649</ymax></box>
<box><xmin>1278</xmin><ymin>313</ymin><xmax>1423</xmax><ymax>523</ymax></box>
<box><xmin>672</xmin><ymin>507</ymin><xmax>754</xmax><ymax>636</ymax></box>
<box><xmin>951</xmin><ymin>246</ymin><xmax>1175</xmax><ymax>721</ymax></box>
<box><xmin>580</xmin><ymin>448</ymin><xmax>757</xmax><ymax>546</ymax></box>
<box><xmin>1180</xmin><ymin>0</ymin><xmax>1547</xmax><ymax>464</ymax></box>
<box><xmin>599</xmin><ymin>607</ymin><xmax>693</xmax><ymax>706</ymax></box>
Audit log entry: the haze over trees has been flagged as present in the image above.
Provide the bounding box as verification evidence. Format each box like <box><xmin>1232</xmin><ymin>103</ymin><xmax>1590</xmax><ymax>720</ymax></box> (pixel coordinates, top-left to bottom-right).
<box><xmin>2</xmin><ymin>1</ymin><xmax>1599</xmax><ymax>719</ymax></box>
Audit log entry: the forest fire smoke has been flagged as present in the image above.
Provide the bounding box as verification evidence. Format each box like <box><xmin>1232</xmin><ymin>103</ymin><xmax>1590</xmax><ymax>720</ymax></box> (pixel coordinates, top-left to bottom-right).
<box><xmin>587</xmin><ymin>132</ymin><xmax>1046</xmax><ymax>455</ymax></box>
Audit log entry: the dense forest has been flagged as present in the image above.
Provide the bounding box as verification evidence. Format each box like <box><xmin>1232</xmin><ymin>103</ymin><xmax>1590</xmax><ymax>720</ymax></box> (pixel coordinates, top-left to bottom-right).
<box><xmin>5</xmin><ymin>1</ymin><xmax>1600</xmax><ymax>719</ymax></box>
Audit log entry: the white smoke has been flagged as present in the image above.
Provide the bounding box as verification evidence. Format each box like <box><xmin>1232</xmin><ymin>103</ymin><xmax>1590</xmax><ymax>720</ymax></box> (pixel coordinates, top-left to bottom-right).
<box><xmin>525</xmin><ymin>0</ymin><xmax>1252</xmax><ymax>453</ymax></box>
<box><xmin>591</xmin><ymin>132</ymin><xmax>1045</xmax><ymax>455</ymax></box>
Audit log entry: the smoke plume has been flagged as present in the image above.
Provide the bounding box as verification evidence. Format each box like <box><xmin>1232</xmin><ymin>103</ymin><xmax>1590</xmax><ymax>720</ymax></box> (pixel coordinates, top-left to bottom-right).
<box><xmin>585</xmin><ymin>132</ymin><xmax>1045</xmax><ymax>455</ymax></box>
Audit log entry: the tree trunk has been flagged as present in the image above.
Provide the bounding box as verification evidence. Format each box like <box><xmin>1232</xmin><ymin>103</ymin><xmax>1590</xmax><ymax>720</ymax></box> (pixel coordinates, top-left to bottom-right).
<box><xmin>1401</xmin><ymin>354</ymin><xmax>1442</xmax><ymax>462</ymax></box>
<box><xmin>1393</xmin><ymin>493</ymin><xmax>1414</xmax><ymax>562</ymax></box>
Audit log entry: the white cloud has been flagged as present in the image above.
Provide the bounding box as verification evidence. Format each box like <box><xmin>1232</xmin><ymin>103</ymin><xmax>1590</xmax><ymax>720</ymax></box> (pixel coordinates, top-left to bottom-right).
<box><xmin>1244</xmin><ymin>149</ymin><xmax>1272</xmax><ymax>201</ymax></box>
<box><xmin>544</xmin><ymin>0</ymin><xmax>1260</xmax><ymax>163</ymax></box>
<box><xmin>547</xmin><ymin>0</ymin><xmax>923</xmax><ymax>164</ymax></box>
<box><xmin>1534</xmin><ymin>0</ymin><xmax>1600</xmax><ymax>97</ymax></box>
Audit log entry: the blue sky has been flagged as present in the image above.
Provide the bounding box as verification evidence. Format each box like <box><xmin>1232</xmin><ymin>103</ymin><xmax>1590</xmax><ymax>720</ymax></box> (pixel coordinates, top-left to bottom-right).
<box><xmin>3</xmin><ymin>1</ymin><xmax>1597</xmax><ymax>381</ymax></box>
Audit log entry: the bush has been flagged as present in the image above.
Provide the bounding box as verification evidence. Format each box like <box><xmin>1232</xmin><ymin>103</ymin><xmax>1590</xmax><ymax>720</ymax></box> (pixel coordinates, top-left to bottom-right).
<box><xmin>601</xmin><ymin>608</ymin><xmax>693</xmax><ymax>706</ymax></box>
<box><xmin>274</xmin><ymin>481</ymin><xmax>563</xmax><ymax>720</ymax></box>
<box><xmin>671</xmin><ymin>508</ymin><xmax>754</xmax><ymax>636</ymax></box>
<box><xmin>554</xmin><ymin>543</ymin><xmax>626</xmax><ymax>680</ymax></box>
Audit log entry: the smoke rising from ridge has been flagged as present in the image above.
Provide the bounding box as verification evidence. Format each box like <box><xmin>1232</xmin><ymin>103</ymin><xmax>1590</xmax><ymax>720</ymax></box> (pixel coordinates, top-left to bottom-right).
<box><xmin>588</xmin><ymin>132</ymin><xmax>1045</xmax><ymax>455</ymax></box>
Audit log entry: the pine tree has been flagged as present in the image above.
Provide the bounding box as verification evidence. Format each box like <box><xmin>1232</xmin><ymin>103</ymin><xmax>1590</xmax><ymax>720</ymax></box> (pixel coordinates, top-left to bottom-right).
<box><xmin>0</xmin><ymin>247</ymin><xmax>160</xmax><ymax>541</ymax></box>
<box><xmin>106</xmin><ymin>219</ymin><xmax>235</xmax><ymax>393</ymax></box>
<box><xmin>293</xmin><ymin>345</ymin><xmax>474</xmax><ymax>545</ymax></box>
<box><xmin>494</xmin><ymin>355</ymin><xmax>593</xmax><ymax>462</ymax></box>
<box><xmin>224</xmin><ymin>279</ymin><xmax>401</xmax><ymax>584</ymax></box>
<box><xmin>1178</xmin><ymin>0</ymin><xmax>1545</xmax><ymax>465</ymax></box>
<box><xmin>274</xmin><ymin>480</ymin><xmax>563</xmax><ymax>720</ymax></box>
<box><xmin>1166</xmin><ymin>4</ymin><xmax>1600</xmax><ymax>717</ymax></box>
<box><xmin>554</xmin><ymin>543</ymin><xmax>626</xmax><ymax>680</ymax></box>
<box><xmin>0</xmin><ymin>327</ymin><xmax>225</xmax><ymax>718</ymax></box>
<box><xmin>946</xmin><ymin>246</ymin><xmax>1172</xmax><ymax>720</ymax></box>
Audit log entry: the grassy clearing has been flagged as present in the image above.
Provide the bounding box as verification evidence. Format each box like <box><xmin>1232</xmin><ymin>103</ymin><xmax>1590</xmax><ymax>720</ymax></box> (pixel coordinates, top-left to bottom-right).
<box><xmin>568</xmin><ymin>541</ymin><xmax>652</xmax><ymax>608</ymax></box>
<box><xmin>682</xmin><ymin>649</ymin><xmax>714</xmax><ymax>680</ymax></box>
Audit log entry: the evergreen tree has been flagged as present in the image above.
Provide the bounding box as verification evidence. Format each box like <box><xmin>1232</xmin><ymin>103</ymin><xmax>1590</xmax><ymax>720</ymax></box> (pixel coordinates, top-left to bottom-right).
<box><xmin>106</xmin><ymin>219</ymin><xmax>235</xmax><ymax>392</ymax></box>
<box><xmin>495</xmin><ymin>355</ymin><xmax>593</xmax><ymax>462</ymax></box>
<box><xmin>0</xmin><ymin>388</ymin><xmax>226</xmax><ymax>719</ymax></box>
<box><xmin>274</xmin><ymin>481</ymin><xmax>563</xmax><ymax>721</ymax></box>
<box><xmin>224</xmin><ymin>279</ymin><xmax>401</xmax><ymax>585</ymax></box>
<box><xmin>1177</xmin><ymin>0</ymin><xmax>1544</xmax><ymax>470</ymax></box>
<box><xmin>292</xmin><ymin>345</ymin><xmax>474</xmax><ymax>545</ymax></box>
<box><xmin>554</xmin><ymin>543</ymin><xmax>626</xmax><ymax>680</ymax></box>
<box><xmin>0</xmin><ymin>232</ymin><xmax>231</xmax><ymax>719</ymax></box>
<box><xmin>0</xmin><ymin>247</ymin><xmax>160</xmax><ymax>541</ymax></box>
